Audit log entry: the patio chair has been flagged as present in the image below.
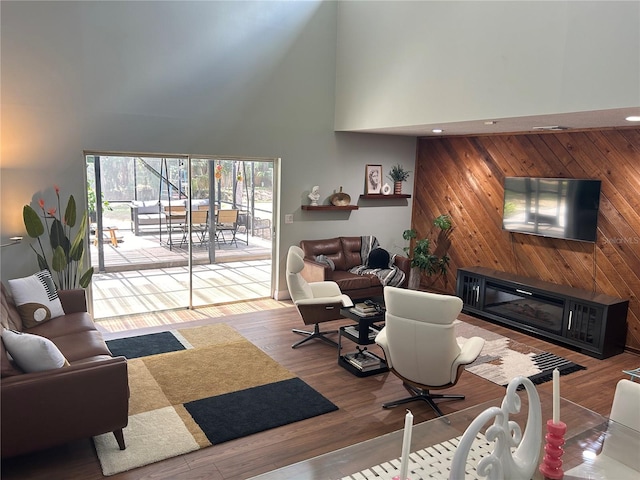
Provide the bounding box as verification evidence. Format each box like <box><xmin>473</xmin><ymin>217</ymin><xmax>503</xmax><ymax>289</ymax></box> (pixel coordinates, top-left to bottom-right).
<box><xmin>216</xmin><ymin>209</ymin><xmax>239</xmax><ymax>247</ymax></box>
<box><xmin>164</xmin><ymin>205</ymin><xmax>186</xmax><ymax>232</ymax></box>
<box><xmin>163</xmin><ymin>205</ymin><xmax>187</xmax><ymax>248</ymax></box>
<box><xmin>179</xmin><ymin>209</ymin><xmax>209</xmax><ymax>247</ymax></box>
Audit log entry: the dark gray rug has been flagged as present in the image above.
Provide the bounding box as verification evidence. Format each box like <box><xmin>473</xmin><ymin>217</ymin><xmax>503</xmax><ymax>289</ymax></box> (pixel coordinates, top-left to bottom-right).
<box><xmin>106</xmin><ymin>331</ymin><xmax>185</xmax><ymax>358</ymax></box>
<box><xmin>185</xmin><ymin>377</ymin><xmax>338</xmax><ymax>444</ymax></box>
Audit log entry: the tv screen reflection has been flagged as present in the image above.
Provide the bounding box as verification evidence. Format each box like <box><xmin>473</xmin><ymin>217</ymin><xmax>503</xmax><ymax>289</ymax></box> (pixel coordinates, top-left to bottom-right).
<box><xmin>502</xmin><ymin>177</ymin><xmax>601</xmax><ymax>242</ymax></box>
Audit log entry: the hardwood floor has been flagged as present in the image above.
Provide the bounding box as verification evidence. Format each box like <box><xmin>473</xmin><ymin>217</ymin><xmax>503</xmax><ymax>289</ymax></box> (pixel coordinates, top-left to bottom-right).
<box><xmin>2</xmin><ymin>304</ymin><xmax>638</xmax><ymax>480</ymax></box>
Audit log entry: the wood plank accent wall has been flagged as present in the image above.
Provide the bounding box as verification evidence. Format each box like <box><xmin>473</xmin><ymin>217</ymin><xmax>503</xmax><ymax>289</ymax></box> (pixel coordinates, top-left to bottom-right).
<box><xmin>414</xmin><ymin>128</ymin><xmax>640</xmax><ymax>353</ymax></box>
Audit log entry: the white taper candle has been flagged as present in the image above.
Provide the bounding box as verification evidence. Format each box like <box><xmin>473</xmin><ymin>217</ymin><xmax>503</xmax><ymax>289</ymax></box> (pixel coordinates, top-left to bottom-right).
<box><xmin>399</xmin><ymin>409</ymin><xmax>413</xmax><ymax>480</ymax></box>
<box><xmin>552</xmin><ymin>368</ymin><xmax>560</xmax><ymax>424</ymax></box>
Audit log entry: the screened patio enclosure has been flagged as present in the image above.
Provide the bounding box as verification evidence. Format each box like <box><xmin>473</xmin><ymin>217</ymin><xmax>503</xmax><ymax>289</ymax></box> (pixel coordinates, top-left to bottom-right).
<box><xmin>86</xmin><ymin>153</ymin><xmax>275</xmax><ymax>317</ymax></box>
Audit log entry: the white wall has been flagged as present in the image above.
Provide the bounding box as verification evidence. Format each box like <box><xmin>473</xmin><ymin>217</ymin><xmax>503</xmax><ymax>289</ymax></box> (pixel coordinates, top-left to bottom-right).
<box><xmin>335</xmin><ymin>1</ymin><xmax>640</xmax><ymax>131</ymax></box>
<box><xmin>0</xmin><ymin>1</ymin><xmax>416</xmax><ymax>297</ymax></box>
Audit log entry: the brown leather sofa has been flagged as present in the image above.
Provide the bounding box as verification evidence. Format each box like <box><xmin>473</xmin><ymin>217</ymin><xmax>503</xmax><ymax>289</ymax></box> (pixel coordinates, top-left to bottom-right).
<box><xmin>299</xmin><ymin>236</ymin><xmax>410</xmax><ymax>300</ymax></box>
<box><xmin>1</xmin><ymin>283</ymin><xmax>129</xmax><ymax>458</ymax></box>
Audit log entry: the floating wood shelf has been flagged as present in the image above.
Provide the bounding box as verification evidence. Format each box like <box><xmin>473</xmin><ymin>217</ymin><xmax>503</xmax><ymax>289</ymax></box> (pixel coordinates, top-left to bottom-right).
<box><xmin>359</xmin><ymin>194</ymin><xmax>411</xmax><ymax>199</ymax></box>
<box><xmin>301</xmin><ymin>205</ymin><xmax>359</xmax><ymax>211</ymax></box>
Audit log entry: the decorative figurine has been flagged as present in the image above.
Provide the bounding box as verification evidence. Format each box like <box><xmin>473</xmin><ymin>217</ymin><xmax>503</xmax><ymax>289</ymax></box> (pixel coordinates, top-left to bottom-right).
<box><xmin>308</xmin><ymin>186</ymin><xmax>320</xmax><ymax>206</ymax></box>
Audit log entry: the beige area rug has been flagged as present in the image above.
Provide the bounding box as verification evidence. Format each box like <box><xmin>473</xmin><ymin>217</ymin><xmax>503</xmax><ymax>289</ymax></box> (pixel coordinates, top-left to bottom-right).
<box><xmin>93</xmin><ymin>324</ymin><xmax>338</xmax><ymax>476</ymax></box>
<box><xmin>455</xmin><ymin>320</ymin><xmax>586</xmax><ymax>387</ymax></box>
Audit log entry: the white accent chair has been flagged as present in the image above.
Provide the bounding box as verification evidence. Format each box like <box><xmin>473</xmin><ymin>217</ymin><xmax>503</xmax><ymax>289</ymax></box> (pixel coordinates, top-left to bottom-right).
<box><xmin>286</xmin><ymin>246</ymin><xmax>353</xmax><ymax>348</ymax></box>
<box><xmin>375</xmin><ymin>286</ymin><xmax>485</xmax><ymax>417</ymax></box>
<box><xmin>565</xmin><ymin>378</ymin><xmax>640</xmax><ymax>479</ymax></box>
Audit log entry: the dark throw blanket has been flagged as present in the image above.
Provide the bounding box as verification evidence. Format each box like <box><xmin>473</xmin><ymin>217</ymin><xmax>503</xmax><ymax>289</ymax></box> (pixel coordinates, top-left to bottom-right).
<box><xmin>349</xmin><ymin>236</ymin><xmax>405</xmax><ymax>287</ymax></box>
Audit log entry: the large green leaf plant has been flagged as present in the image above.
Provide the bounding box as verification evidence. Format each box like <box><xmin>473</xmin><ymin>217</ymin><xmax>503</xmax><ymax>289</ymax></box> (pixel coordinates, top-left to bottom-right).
<box><xmin>402</xmin><ymin>214</ymin><xmax>453</xmax><ymax>278</ymax></box>
<box><xmin>23</xmin><ymin>186</ymin><xmax>94</xmax><ymax>289</ymax></box>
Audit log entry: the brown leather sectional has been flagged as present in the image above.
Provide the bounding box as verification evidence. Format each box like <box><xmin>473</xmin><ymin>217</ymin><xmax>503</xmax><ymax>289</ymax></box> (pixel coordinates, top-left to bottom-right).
<box><xmin>299</xmin><ymin>236</ymin><xmax>410</xmax><ymax>300</ymax></box>
<box><xmin>1</xmin><ymin>283</ymin><xmax>129</xmax><ymax>458</ymax></box>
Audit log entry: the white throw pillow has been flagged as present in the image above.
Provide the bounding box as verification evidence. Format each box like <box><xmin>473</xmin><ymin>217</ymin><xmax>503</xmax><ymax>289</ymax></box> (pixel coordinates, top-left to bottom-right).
<box><xmin>8</xmin><ymin>271</ymin><xmax>65</xmax><ymax>328</ymax></box>
<box><xmin>1</xmin><ymin>329</ymin><xmax>69</xmax><ymax>373</ymax></box>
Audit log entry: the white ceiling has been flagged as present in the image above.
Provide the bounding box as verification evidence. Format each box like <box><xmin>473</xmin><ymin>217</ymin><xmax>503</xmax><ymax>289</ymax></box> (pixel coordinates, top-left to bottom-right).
<box><xmin>346</xmin><ymin>107</ymin><xmax>640</xmax><ymax>137</ymax></box>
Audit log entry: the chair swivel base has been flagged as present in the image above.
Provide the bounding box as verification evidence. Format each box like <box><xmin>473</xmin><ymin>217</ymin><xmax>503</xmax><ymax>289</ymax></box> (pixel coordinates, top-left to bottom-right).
<box><xmin>291</xmin><ymin>324</ymin><xmax>338</xmax><ymax>348</ymax></box>
<box><xmin>383</xmin><ymin>383</ymin><xmax>464</xmax><ymax>418</ymax></box>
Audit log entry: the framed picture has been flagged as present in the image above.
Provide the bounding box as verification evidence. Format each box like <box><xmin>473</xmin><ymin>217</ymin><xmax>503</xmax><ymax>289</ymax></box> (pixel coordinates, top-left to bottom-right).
<box><xmin>365</xmin><ymin>164</ymin><xmax>382</xmax><ymax>194</ymax></box>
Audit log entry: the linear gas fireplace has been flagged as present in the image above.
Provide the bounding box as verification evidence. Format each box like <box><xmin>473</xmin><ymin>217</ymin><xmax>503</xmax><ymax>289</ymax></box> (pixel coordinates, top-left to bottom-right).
<box><xmin>484</xmin><ymin>281</ymin><xmax>564</xmax><ymax>335</ymax></box>
<box><xmin>456</xmin><ymin>266</ymin><xmax>629</xmax><ymax>359</ymax></box>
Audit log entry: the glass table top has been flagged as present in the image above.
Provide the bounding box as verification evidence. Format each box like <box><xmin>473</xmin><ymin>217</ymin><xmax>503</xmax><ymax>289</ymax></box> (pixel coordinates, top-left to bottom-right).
<box><xmin>250</xmin><ymin>389</ymin><xmax>640</xmax><ymax>480</ymax></box>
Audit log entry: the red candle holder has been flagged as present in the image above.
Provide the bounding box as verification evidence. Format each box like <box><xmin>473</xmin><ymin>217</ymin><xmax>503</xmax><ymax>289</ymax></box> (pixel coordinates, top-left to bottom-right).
<box><xmin>539</xmin><ymin>419</ymin><xmax>567</xmax><ymax>480</ymax></box>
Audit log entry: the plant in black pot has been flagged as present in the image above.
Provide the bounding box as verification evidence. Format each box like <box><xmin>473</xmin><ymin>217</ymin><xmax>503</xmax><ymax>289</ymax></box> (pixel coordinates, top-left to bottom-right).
<box><xmin>403</xmin><ymin>214</ymin><xmax>453</xmax><ymax>289</ymax></box>
<box><xmin>387</xmin><ymin>164</ymin><xmax>411</xmax><ymax>194</ymax></box>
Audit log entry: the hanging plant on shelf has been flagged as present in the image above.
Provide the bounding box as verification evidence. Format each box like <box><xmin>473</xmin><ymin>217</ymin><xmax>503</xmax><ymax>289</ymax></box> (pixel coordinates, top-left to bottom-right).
<box><xmin>22</xmin><ymin>186</ymin><xmax>94</xmax><ymax>289</ymax></box>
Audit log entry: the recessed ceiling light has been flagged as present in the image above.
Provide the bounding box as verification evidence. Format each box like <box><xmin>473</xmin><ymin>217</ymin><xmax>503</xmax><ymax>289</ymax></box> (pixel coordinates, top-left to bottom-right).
<box><xmin>625</xmin><ymin>116</ymin><xmax>640</xmax><ymax>122</ymax></box>
<box><xmin>432</xmin><ymin>129</ymin><xmax>443</xmax><ymax>133</ymax></box>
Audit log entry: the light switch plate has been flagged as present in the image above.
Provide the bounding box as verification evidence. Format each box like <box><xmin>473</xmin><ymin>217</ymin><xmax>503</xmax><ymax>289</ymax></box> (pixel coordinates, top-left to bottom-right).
<box><xmin>285</xmin><ymin>214</ymin><xmax>293</xmax><ymax>224</ymax></box>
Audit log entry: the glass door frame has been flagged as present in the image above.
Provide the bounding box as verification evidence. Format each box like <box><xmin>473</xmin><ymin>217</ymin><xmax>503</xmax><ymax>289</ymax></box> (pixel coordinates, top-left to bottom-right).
<box><xmin>85</xmin><ymin>150</ymin><xmax>278</xmax><ymax>315</ymax></box>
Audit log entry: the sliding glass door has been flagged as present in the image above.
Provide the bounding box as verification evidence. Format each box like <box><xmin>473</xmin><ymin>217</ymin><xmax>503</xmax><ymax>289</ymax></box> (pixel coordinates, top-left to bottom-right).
<box><xmin>86</xmin><ymin>152</ymin><xmax>275</xmax><ymax>319</ymax></box>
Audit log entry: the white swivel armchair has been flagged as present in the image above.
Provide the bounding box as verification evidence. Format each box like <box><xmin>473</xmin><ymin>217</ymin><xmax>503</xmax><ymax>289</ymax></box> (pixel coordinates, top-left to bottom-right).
<box><xmin>375</xmin><ymin>286</ymin><xmax>485</xmax><ymax>417</ymax></box>
<box><xmin>286</xmin><ymin>246</ymin><xmax>353</xmax><ymax>348</ymax></box>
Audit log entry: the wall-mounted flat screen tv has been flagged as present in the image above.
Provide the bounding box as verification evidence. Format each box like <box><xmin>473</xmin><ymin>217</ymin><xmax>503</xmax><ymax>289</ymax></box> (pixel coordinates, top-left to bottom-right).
<box><xmin>502</xmin><ymin>177</ymin><xmax>601</xmax><ymax>242</ymax></box>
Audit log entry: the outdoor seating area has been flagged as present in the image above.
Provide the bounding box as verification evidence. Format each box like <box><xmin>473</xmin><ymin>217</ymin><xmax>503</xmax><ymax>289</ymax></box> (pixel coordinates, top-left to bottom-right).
<box><xmin>95</xmin><ymin>198</ymin><xmax>271</xmax><ymax>260</ymax></box>
<box><xmin>129</xmin><ymin>199</ymin><xmax>210</xmax><ymax>236</ymax></box>
<box><xmin>162</xmin><ymin>208</ymin><xmax>248</xmax><ymax>250</ymax></box>
<box><xmin>129</xmin><ymin>199</ymin><xmax>269</xmax><ymax>241</ymax></box>
<box><xmin>125</xmin><ymin>199</ymin><xmax>267</xmax><ymax>251</ymax></box>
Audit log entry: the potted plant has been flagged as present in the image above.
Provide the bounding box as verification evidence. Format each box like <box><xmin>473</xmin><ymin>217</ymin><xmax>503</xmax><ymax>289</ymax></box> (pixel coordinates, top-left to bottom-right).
<box><xmin>23</xmin><ymin>186</ymin><xmax>94</xmax><ymax>289</ymax></box>
<box><xmin>387</xmin><ymin>164</ymin><xmax>411</xmax><ymax>194</ymax></box>
<box><xmin>403</xmin><ymin>214</ymin><xmax>453</xmax><ymax>290</ymax></box>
